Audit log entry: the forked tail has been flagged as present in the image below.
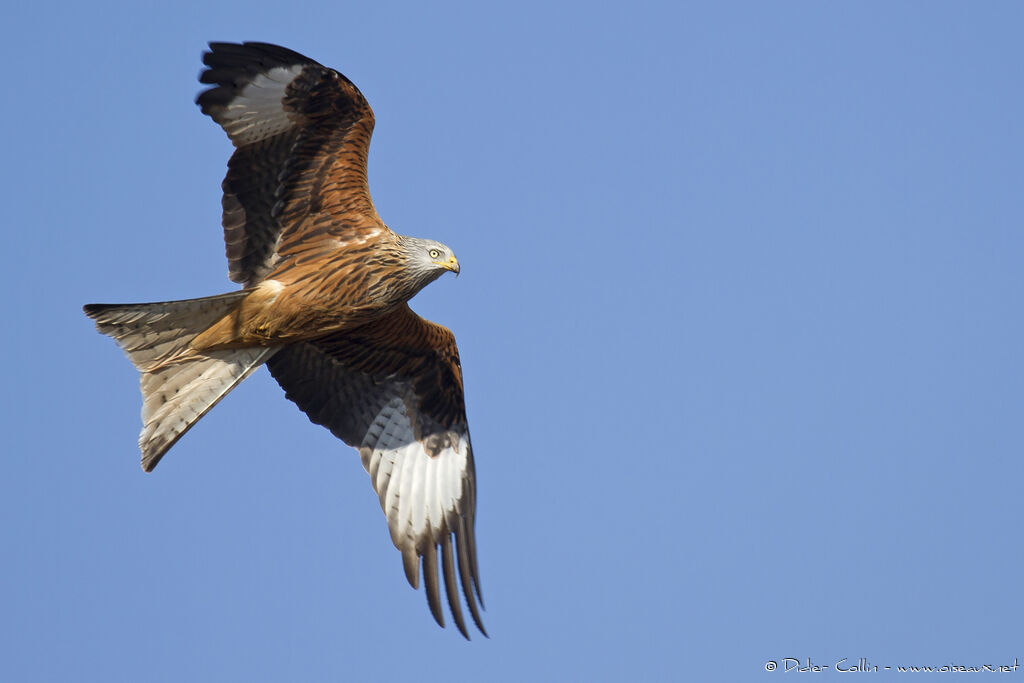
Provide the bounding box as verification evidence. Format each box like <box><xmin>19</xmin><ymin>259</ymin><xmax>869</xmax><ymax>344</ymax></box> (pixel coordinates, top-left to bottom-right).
<box><xmin>84</xmin><ymin>292</ymin><xmax>278</xmax><ymax>471</ymax></box>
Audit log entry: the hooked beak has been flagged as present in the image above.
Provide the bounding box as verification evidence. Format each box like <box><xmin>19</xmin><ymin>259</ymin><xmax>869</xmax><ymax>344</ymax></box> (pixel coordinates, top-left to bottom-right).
<box><xmin>444</xmin><ymin>254</ymin><xmax>460</xmax><ymax>275</ymax></box>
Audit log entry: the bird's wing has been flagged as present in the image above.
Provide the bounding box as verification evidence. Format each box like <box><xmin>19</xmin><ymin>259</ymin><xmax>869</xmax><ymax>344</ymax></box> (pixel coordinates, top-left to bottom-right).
<box><xmin>196</xmin><ymin>42</ymin><xmax>383</xmax><ymax>287</ymax></box>
<box><xmin>266</xmin><ymin>304</ymin><xmax>485</xmax><ymax>638</ymax></box>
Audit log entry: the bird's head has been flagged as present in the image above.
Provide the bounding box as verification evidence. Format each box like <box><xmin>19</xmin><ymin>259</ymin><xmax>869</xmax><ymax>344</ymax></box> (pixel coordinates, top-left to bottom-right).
<box><xmin>428</xmin><ymin>240</ymin><xmax>461</xmax><ymax>275</ymax></box>
<box><xmin>408</xmin><ymin>237</ymin><xmax>460</xmax><ymax>273</ymax></box>
<box><xmin>400</xmin><ymin>236</ymin><xmax>460</xmax><ymax>290</ymax></box>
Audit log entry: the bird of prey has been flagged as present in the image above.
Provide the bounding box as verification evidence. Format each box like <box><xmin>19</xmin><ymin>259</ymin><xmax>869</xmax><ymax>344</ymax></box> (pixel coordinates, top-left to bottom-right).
<box><xmin>84</xmin><ymin>42</ymin><xmax>484</xmax><ymax>638</ymax></box>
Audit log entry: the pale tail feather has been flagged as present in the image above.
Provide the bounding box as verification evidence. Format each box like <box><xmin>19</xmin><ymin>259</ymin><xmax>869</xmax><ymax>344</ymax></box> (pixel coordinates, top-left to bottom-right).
<box><xmin>84</xmin><ymin>293</ymin><xmax>278</xmax><ymax>471</ymax></box>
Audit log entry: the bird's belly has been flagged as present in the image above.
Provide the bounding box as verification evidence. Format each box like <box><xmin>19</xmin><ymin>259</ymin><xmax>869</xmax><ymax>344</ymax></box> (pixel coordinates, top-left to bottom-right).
<box><xmin>190</xmin><ymin>276</ymin><xmax>393</xmax><ymax>350</ymax></box>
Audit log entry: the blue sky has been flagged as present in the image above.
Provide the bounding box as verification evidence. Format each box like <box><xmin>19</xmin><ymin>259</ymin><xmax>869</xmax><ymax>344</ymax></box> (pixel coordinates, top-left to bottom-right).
<box><xmin>3</xmin><ymin>1</ymin><xmax>1022</xmax><ymax>680</ymax></box>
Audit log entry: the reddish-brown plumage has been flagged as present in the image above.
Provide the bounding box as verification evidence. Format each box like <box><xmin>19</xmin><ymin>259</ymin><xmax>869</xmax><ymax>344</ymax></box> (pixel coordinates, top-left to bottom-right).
<box><xmin>85</xmin><ymin>42</ymin><xmax>484</xmax><ymax>638</ymax></box>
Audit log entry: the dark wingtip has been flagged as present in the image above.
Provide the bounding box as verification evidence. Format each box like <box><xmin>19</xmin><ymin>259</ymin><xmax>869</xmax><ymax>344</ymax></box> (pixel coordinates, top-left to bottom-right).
<box><xmin>197</xmin><ymin>41</ymin><xmax>318</xmax><ymax>112</ymax></box>
<box><xmin>83</xmin><ymin>303</ymin><xmax>110</xmax><ymax>318</ymax></box>
<box><xmin>441</xmin><ymin>535</ymin><xmax>469</xmax><ymax>639</ymax></box>
<box><xmin>455</xmin><ymin>518</ymin><xmax>487</xmax><ymax>636</ymax></box>
<box><xmin>402</xmin><ymin>547</ymin><xmax>420</xmax><ymax>589</ymax></box>
<box><xmin>422</xmin><ymin>547</ymin><xmax>445</xmax><ymax>630</ymax></box>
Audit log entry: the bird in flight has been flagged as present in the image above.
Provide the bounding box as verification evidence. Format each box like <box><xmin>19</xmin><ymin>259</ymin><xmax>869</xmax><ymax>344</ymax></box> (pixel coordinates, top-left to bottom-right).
<box><xmin>84</xmin><ymin>42</ymin><xmax>485</xmax><ymax>638</ymax></box>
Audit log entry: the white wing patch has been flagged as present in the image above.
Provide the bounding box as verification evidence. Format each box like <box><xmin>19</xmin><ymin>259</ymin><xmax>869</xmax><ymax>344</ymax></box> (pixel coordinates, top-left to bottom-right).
<box><xmin>361</xmin><ymin>397</ymin><xmax>469</xmax><ymax>552</ymax></box>
<box><xmin>218</xmin><ymin>65</ymin><xmax>305</xmax><ymax>145</ymax></box>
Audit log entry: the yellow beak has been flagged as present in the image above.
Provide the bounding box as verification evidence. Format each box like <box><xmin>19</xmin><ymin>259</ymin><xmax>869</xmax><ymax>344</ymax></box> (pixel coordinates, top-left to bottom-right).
<box><xmin>443</xmin><ymin>255</ymin><xmax>460</xmax><ymax>274</ymax></box>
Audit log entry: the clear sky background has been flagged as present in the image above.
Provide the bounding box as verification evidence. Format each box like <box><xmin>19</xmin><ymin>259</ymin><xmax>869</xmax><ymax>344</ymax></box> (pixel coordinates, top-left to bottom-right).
<box><xmin>3</xmin><ymin>1</ymin><xmax>1022</xmax><ymax>681</ymax></box>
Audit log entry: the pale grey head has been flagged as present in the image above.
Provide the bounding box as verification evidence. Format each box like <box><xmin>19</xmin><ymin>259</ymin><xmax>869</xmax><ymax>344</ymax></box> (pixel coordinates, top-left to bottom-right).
<box><xmin>398</xmin><ymin>235</ymin><xmax>460</xmax><ymax>291</ymax></box>
<box><xmin>393</xmin><ymin>236</ymin><xmax>462</xmax><ymax>303</ymax></box>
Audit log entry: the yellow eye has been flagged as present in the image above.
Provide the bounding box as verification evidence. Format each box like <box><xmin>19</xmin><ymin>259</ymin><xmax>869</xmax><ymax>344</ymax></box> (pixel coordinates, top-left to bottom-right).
<box><xmin>429</xmin><ymin>248</ymin><xmax>441</xmax><ymax>259</ymax></box>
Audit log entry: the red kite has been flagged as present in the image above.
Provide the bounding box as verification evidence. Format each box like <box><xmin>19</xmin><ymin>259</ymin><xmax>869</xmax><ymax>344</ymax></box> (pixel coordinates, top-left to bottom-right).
<box><xmin>84</xmin><ymin>42</ymin><xmax>484</xmax><ymax>638</ymax></box>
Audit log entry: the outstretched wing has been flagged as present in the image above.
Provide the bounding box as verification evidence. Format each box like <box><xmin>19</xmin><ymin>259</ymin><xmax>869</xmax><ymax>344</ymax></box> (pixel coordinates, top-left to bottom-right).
<box><xmin>266</xmin><ymin>305</ymin><xmax>485</xmax><ymax>638</ymax></box>
<box><xmin>196</xmin><ymin>42</ymin><xmax>383</xmax><ymax>287</ymax></box>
